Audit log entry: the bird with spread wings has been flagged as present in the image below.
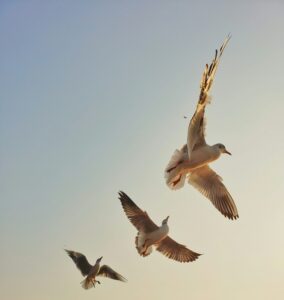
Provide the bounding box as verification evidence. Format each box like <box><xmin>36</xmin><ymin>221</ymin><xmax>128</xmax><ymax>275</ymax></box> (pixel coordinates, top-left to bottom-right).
<box><xmin>165</xmin><ymin>35</ymin><xmax>239</xmax><ymax>220</ymax></box>
<box><xmin>65</xmin><ymin>250</ymin><xmax>127</xmax><ymax>289</ymax></box>
<box><xmin>119</xmin><ymin>191</ymin><xmax>201</xmax><ymax>263</ymax></box>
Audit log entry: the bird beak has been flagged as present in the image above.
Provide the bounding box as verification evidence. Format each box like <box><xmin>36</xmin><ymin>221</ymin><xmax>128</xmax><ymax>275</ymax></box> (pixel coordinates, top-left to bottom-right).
<box><xmin>224</xmin><ymin>149</ymin><xmax>232</xmax><ymax>155</ymax></box>
<box><xmin>99</xmin><ymin>256</ymin><xmax>103</xmax><ymax>261</ymax></box>
<box><xmin>166</xmin><ymin>216</ymin><xmax>169</xmax><ymax>222</ymax></box>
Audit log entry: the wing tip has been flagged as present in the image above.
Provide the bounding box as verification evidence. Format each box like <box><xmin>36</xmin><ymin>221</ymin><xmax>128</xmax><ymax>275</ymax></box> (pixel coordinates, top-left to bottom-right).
<box><xmin>120</xmin><ymin>275</ymin><xmax>128</xmax><ymax>282</ymax></box>
<box><xmin>176</xmin><ymin>252</ymin><xmax>202</xmax><ymax>263</ymax></box>
<box><xmin>118</xmin><ymin>190</ymin><xmax>128</xmax><ymax>205</ymax></box>
<box><xmin>173</xmin><ymin>252</ymin><xmax>202</xmax><ymax>263</ymax></box>
<box><xmin>224</xmin><ymin>212</ymin><xmax>239</xmax><ymax>220</ymax></box>
<box><xmin>118</xmin><ymin>190</ymin><xmax>126</xmax><ymax>198</ymax></box>
<box><xmin>64</xmin><ymin>249</ymin><xmax>73</xmax><ymax>257</ymax></box>
<box><xmin>118</xmin><ymin>190</ymin><xmax>133</xmax><ymax>208</ymax></box>
<box><xmin>188</xmin><ymin>251</ymin><xmax>202</xmax><ymax>263</ymax></box>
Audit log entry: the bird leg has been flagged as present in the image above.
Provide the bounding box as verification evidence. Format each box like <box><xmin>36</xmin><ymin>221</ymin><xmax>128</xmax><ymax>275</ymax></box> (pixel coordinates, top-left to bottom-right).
<box><xmin>91</xmin><ymin>279</ymin><xmax>101</xmax><ymax>287</ymax></box>
<box><xmin>141</xmin><ymin>239</ymin><xmax>150</xmax><ymax>256</ymax></box>
<box><xmin>91</xmin><ymin>280</ymin><xmax>97</xmax><ymax>288</ymax></box>
<box><xmin>142</xmin><ymin>239</ymin><xmax>149</xmax><ymax>250</ymax></box>
<box><xmin>172</xmin><ymin>174</ymin><xmax>182</xmax><ymax>187</ymax></box>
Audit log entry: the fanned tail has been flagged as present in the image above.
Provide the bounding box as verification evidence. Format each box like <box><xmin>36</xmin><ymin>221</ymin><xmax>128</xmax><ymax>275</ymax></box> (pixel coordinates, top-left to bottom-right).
<box><xmin>164</xmin><ymin>144</ymin><xmax>188</xmax><ymax>190</ymax></box>
<box><xmin>166</xmin><ymin>172</ymin><xmax>187</xmax><ymax>190</ymax></box>
<box><xmin>80</xmin><ymin>277</ymin><xmax>95</xmax><ymax>290</ymax></box>
<box><xmin>135</xmin><ymin>232</ymin><xmax>153</xmax><ymax>257</ymax></box>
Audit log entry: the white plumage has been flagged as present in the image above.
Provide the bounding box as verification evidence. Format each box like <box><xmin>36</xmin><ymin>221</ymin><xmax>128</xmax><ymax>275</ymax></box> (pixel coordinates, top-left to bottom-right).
<box><xmin>119</xmin><ymin>191</ymin><xmax>201</xmax><ymax>263</ymax></box>
<box><xmin>65</xmin><ymin>250</ymin><xmax>127</xmax><ymax>289</ymax></box>
<box><xmin>165</xmin><ymin>36</ymin><xmax>239</xmax><ymax>220</ymax></box>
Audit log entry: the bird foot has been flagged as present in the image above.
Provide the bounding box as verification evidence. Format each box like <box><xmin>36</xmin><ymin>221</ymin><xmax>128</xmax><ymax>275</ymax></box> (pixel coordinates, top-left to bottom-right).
<box><xmin>91</xmin><ymin>280</ymin><xmax>101</xmax><ymax>288</ymax></box>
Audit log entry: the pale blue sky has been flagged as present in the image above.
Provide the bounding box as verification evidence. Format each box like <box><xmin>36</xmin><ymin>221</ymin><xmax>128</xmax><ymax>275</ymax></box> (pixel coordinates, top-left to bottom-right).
<box><xmin>1</xmin><ymin>1</ymin><xmax>284</xmax><ymax>300</ymax></box>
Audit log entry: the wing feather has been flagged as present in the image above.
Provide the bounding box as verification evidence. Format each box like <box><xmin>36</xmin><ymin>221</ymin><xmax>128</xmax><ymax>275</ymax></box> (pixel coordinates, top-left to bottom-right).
<box><xmin>187</xmin><ymin>35</ymin><xmax>231</xmax><ymax>154</ymax></box>
<box><xmin>119</xmin><ymin>191</ymin><xmax>158</xmax><ymax>233</ymax></box>
<box><xmin>156</xmin><ymin>237</ymin><xmax>201</xmax><ymax>263</ymax></box>
<box><xmin>98</xmin><ymin>265</ymin><xmax>127</xmax><ymax>282</ymax></box>
<box><xmin>188</xmin><ymin>165</ymin><xmax>239</xmax><ymax>220</ymax></box>
<box><xmin>65</xmin><ymin>249</ymin><xmax>92</xmax><ymax>276</ymax></box>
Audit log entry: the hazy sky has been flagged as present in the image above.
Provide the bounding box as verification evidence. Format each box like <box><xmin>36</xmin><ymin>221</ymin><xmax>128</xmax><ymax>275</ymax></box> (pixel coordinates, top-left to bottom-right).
<box><xmin>1</xmin><ymin>1</ymin><xmax>284</xmax><ymax>299</ymax></box>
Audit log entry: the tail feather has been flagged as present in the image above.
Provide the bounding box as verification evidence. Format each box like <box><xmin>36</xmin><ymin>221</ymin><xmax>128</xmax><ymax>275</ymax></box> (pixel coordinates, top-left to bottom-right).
<box><xmin>80</xmin><ymin>278</ymin><xmax>95</xmax><ymax>290</ymax></box>
<box><xmin>165</xmin><ymin>144</ymin><xmax>187</xmax><ymax>174</ymax></box>
<box><xmin>165</xmin><ymin>149</ymin><xmax>184</xmax><ymax>174</ymax></box>
<box><xmin>135</xmin><ymin>232</ymin><xmax>144</xmax><ymax>248</ymax></box>
<box><xmin>165</xmin><ymin>145</ymin><xmax>188</xmax><ymax>190</ymax></box>
<box><xmin>135</xmin><ymin>232</ymin><xmax>153</xmax><ymax>257</ymax></box>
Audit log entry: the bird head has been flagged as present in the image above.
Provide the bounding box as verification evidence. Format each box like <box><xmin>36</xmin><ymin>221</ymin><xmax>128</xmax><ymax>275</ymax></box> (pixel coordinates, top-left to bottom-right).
<box><xmin>96</xmin><ymin>256</ymin><xmax>103</xmax><ymax>263</ymax></box>
<box><xmin>162</xmin><ymin>216</ymin><xmax>169</xmax><ymax>225</ymax></box>
<box><xmin>216</xmin><ymin>143</ymin><xmax>231</xmax><ymax>155</ymax></box>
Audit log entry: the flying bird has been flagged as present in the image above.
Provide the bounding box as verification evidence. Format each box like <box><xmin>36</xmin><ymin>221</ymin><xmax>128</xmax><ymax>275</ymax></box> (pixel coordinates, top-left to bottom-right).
<box><xmin>119</xmin><ymin>191</ymin><xmax>201</xmax><ymax>263</ymax></box>
<box><xmin>65</xmin><ymin>250</ymin><xmax>127</xmax><ymax>289</ymax></box>
<box><xmin>164</xmin><ymin>35</ymin><xmax>239</xmax><ymax>220</ymax></box>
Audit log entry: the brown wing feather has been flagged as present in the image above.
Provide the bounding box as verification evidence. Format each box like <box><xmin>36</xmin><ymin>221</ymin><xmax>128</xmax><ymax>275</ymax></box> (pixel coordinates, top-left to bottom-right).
<box><xmin>198</xmin><ymin>35</ymin><xmax>230</xmax><ymax>105</ymax></box>
<box><xmin>188</xmin><ymin>165</ymin><xmax>239</xmax><ymax>220</ymax></box>
<box><xmin>119</xmin><ymin>191</ymin><xmax>158</xmax><ymax>233</ymax></box>
<box><xmin>98</xmin><ymin>265</ymin><xmax>127</xmax><ymax>282</ymax></box>
<box><xmin>156</xmin><ymin>237</ymin><xmax>201</xmax><ymax>263</ymax></box>
<box><xmin>65</xmin><ymin>249</ymin><xmax>92</xmax><ymax>276</ymax></box>
<box><xmin>188</xmin><ymin>35</ymin><xmax>231</xmax><ymax>154</ymax></box>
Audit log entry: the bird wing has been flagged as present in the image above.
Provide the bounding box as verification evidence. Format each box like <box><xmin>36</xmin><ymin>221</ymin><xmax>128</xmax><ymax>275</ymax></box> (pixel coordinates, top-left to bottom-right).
<box><xmin>119</xmin><ymin>191</ymin><xmax>158</xmax><ymax>233</ymax></box>
<box><xmin>65</xmin><ymin>249</ymin><xmax>92</xmax><ymax>276</ymax></box>
<box><xmin>156</xmin><ymin>236</ymin><xmax>201</xmax><ymax>263</ymax></box>
<box><xmin>188</xmin><ymin>165</ymin><xmax>239</xmax><ymax>220</ymax></box>
<box><xmin>187</xmin><ymin>35</ymin><xmax>231</xmax><ymax>154</ymax></box>
<box><xmin>98</xmin><ymin>265</ymin><xmax>127</xmax><ymax>282</ymax></box>
<box><xmin>187</xmin><ymin>107</ymin><xmax>207</xmax><ymax>155</ymax></box>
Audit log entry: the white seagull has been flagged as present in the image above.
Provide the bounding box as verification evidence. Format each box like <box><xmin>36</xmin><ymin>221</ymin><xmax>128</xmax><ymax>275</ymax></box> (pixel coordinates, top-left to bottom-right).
<box><xmin>119</xmin><ymin>191</ymin><xmax>201</xmax><ymax>263</ymax></box>
<box><xmin>65</xmin><ymin>250</ymin><xmax>127</xmax><ymax>289</ymax></box>
<box><xmin>164</xmin><ymin>36</ymin><xmax>239</xmax><ymax>220</ymax></box>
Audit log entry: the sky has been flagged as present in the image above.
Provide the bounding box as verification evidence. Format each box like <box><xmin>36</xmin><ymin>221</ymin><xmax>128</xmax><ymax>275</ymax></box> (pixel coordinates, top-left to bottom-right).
<box><xmin>1</xmin><ymin>1</ymin><xmax>284</xmax><ymax>299</ymax></box>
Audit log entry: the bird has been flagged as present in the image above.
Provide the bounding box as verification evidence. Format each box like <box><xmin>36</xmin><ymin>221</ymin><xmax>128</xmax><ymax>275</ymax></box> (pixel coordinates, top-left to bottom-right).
<box><xmin>164</xmin><ymin>35</ymin><xmax>239</xmax><ymax>220</ymax></box>
<box><xmin>65</xmin><ymin>250</ymin><xmax>127</xmax><ymax>289</ymax></box>
<box><xmin>119</xmin><ymin>191</ymin><xmax>201</xmax><ymax>263</ymax></box>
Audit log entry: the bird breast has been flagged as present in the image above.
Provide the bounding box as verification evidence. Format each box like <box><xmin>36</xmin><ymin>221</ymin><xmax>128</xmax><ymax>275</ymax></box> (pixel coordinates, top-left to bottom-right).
<box><xmin>186</xmin><ymin>145</ymin><xmax>221</xmax><ymax>170</ymax></box>
<box><xmin>146</xmin><ymin>225</ymin><xmax>169</xmax><ymax>244</ymax></box>
<box><xmin>89</xmin><ymin>263</ymin><xmax>100</xmax><ymax>277</ymax></box>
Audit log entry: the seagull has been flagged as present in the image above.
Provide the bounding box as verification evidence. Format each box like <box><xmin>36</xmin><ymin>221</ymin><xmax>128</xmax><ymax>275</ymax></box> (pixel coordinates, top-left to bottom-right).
<box><xmin>119</xmin><ymin>191</ymin><xmax>201</xmax><ymax>263</ymax></box>
<box><xmin>164</xmin><ymin>35</ymin><xmax>239</xmax><ymax>220</ymax></box>
<box><xmin>65</xmin><ymin>250</ymin><xmax>127</xmax><ymax>289</ymax></box>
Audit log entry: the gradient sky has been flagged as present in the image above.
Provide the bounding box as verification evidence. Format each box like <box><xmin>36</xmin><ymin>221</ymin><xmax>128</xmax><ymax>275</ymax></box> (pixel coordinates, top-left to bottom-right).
<box><xmin>1</xmin><ymin>1</ymin><xmax>284</xmax><ymax>299</ymax></box>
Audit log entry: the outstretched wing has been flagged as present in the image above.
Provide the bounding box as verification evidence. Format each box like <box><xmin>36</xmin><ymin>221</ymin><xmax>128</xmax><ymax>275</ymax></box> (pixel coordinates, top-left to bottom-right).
<box><xmin>188</xmin><ymin>165</ymin><xmax>239</xmax><ymax>220</ymax></box>
<box><xmin>119</xmin><ymin>191</ymin><xmax>158</xmax><ymax>233</ymax></box>
<box><xmin>187</xmin><ymin>35</ymin><xmax>231</xmax><ymax>154</ymax></box>
<box><xmin>65</xmin><ymin>249</ymin><xmax>92</xmax><ymax>276</ymax></box>
<box><xmin>98</xmin><ymin>265</ymin><xmax>127</xmax><ymax>282</ymax></box>
<box><xmin>156</xmin><ymin>237</ymin><xmax>201</xmax><ymax>263</ymax></box>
